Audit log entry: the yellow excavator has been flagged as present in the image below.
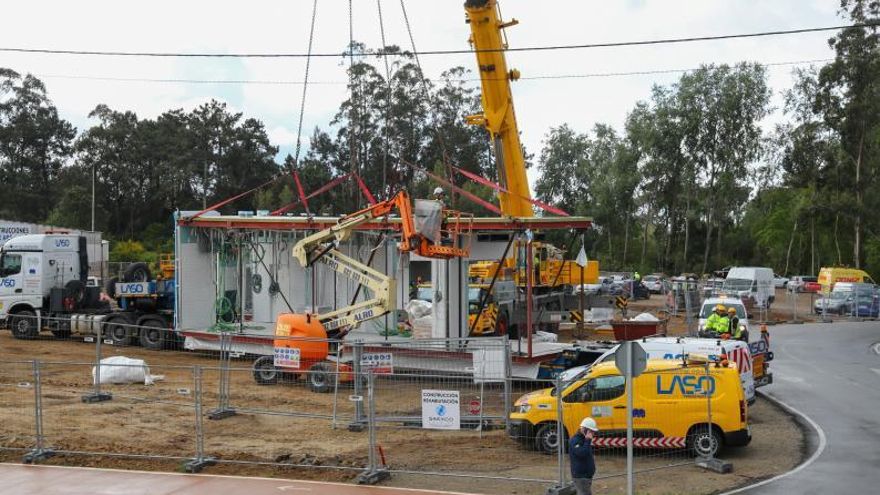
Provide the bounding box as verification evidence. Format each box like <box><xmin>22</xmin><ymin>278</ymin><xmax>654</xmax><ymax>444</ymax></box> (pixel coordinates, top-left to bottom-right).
<box><xmin>252</xmin><ymin>191</ymin><xmax>472</xmax><ymax>391</ymax></box>
<box><xmin>463</xmin><ymin>0</ymin><xmax>598</xmax><ymax>290</ymax></box>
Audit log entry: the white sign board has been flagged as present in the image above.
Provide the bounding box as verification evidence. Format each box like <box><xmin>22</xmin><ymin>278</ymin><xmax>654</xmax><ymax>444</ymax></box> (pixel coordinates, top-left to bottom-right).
<box><xmin>421</xmin><ymin>389</ymin><xmax>461</xmax><ymax>430</ymax></box>
<box><xmin>614</xmin><ymin>341</ymin><xmax>647</xmax><ymax>378</ymax></box>
<box><xmin>273</xmin><ymin>347</ymin><xmax>301</xmax><ymax>369</ymax></box>
<box><xmin>360</xmin><ymin>352</ymin><xmax>394</xmax><ymax>375</ymax></box>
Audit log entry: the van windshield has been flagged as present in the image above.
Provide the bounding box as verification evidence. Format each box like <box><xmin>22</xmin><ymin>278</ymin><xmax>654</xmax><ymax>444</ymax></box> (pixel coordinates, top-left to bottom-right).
<box><xmin>723</xmin><ymin>278</ymin><xmax>752</xmax><ymax>292</ymax></box>
<box><xmin>700</xmin><ymin>304</ymin><xmax>746</xmax><ymax>318</ymax></box>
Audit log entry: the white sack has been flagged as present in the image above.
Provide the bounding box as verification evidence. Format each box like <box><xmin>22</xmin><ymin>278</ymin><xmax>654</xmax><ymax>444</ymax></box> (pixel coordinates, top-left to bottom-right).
<box><xmin>92</xmin><ymin>356</ymin><xmax>163</xmax><ymax>385</ymax></box>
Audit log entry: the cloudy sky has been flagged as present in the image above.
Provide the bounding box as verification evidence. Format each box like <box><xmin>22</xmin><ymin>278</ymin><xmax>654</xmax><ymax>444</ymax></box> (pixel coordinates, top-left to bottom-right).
<box><xmin>0</xmin><ymin>0</ymin><xmax>842</xmax><ymax>186</ymax></box>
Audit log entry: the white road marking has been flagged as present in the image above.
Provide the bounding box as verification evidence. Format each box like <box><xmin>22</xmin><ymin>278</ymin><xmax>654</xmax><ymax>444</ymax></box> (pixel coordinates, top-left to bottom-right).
<box><xmin>871</xmin><ymin>368</ymin><xmax>880</xmax><ymax>377</ymax></box>
<box><xmin>277</xmin><ymin>487</ymin><xmax>311</xmax><ymax>492</ymax></box>
<box><xmin>719</xmin><ymin>392</ymin><xmax>827</xmax><ymax>495</ymax></box>
<box><xmin>872</xmin><ymin>343</ymin><xmax>880</xmax><ymax>356</ymax></box>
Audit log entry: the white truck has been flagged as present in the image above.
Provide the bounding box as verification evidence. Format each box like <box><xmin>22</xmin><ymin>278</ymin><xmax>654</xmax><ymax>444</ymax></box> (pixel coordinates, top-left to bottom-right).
<box><xmin>723</xmin><ymin>266</ymin><xmax>775</xmax><ymax>309</ymax></box>
<box><xmin>0</xmin><ymin>233</ymin><xmax>174</xmax><ymax>348</ymax></box>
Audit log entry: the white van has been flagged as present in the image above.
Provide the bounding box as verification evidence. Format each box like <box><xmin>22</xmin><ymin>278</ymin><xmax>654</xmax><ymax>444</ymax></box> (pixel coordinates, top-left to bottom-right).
<box><xmin>723</xmin><ymin>267</ymin><xmax>775</xmax><ymax>308</ymax></box>
<box><xmin>564</xmin><ymin>337</ymin><xmax>756</xmax><ymax>403</ymax></box>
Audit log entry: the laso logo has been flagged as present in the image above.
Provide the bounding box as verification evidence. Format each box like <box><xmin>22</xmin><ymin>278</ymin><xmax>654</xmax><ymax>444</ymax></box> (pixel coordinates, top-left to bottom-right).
<box><xmin>119</xmin><ymin>283</ymin><xmax>145</xmax><ymax>294</ymax></box>
<box><xmin>656</xmin><ymin>375</ymin><xmax>716</xmax><ymax>396</ymax></box>
<box><xmin>1</xmin><ymin>279</ymin><xmax>15</xmax><ymax>288</ymax></box>
<box><xmin>55</xmin><ymin>239</ymin><xmax>70</xmax><ymax>248</ymax></box>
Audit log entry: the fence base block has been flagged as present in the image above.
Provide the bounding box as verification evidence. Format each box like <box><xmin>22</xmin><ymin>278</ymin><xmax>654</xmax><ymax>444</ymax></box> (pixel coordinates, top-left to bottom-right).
<box><xmin>347</xmin><ymin>422</ymin><xmax>366</xmax><ymax>432</ymax></box>
<box><xmin>696</xmin><ymin>457</ymin><xmax>732</xmax><ymax>473</ymax></box>
<box><xmin>355</xmin><ymin>468</ymin><xmax>390</xmax><ymax>485</ymax></box>
<box><xmin>81</xmin><ymin>392</ymin><xmax>113</xmax><ymax>403</ymax></box>
<box><xmin>207</xmin><ymin>408</ymin><xmax>237</xmax><ymax>420</ymax></box>
<box><xmin>545</xmin><ymin>483</ymin><xmax>575</xmax><ymax>495</ymax></box>
<box><xmin>23</xmin><ymin>448</ymin><xmax>55</xmax><ymax>464</ymax></box>
<box><xmin>183</xmin><ymin>457</ymin><xmax>217</xmax><ymax>473</ymax></box>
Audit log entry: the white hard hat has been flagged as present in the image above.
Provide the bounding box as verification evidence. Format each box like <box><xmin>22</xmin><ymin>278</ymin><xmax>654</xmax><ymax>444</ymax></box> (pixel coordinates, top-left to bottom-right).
<box><xmin>433</xmin><ymin>187</ymin><xmax>445</xmax><ymax>196</ymax></box>
<box><xmin>580</xmin><ymin>417</ymin><xmax>599</xmax><ymax>431</ymax></box>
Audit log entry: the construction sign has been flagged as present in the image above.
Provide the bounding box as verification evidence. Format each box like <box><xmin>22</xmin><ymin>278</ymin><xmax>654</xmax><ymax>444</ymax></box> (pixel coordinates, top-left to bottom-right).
<box><xmin>360</xmin><ymin>352</ymin><xmax>394</xmax><ymax>375</ymax></box>
<box><xmin>569</xmin><ymin>310</ymin><xmax>584</xmax><ymax>323</ymax></box>
<box><xmin>615</xmin><ymin>296</ymin><xmax>629</xmax><ymax>309</ymax></box>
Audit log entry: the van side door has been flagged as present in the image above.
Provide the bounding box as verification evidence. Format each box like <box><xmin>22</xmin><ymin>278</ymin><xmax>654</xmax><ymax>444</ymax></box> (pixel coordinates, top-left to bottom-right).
<box><xmin>563</xmin><ymin>374</ymin><xmax>626</xmax><ymax>437</ymax></box>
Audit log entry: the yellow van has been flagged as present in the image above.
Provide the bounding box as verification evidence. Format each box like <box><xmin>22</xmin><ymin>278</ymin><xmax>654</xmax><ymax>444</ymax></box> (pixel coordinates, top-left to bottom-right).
<box><xmin>818</xmin><ymin>267</ymin><xmax>875</xmax><ymax>292</ymax></box>
<box><xmin>508</xmin><ymin>359</ymin><xmax>750</xmax><ymax>457</ymax></box>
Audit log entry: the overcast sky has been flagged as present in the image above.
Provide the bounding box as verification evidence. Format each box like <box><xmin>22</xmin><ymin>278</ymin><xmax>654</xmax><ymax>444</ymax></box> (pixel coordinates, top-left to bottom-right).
<box><xmin>0</xmin><ymin>0</ymin><xmax>842</xmax><ymax>187</ymax></box>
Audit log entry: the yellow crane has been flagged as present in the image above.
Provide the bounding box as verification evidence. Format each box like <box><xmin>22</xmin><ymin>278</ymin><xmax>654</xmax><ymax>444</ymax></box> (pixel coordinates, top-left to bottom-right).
<box><xmin>464</xmin><ymin>0</ymin><xmax>533</xmax><ymax>218</ymax></box>
<box><xmin>463</xmin><ymin>0</ymin><xmax>598</xmax><ymax>291</ymax></box>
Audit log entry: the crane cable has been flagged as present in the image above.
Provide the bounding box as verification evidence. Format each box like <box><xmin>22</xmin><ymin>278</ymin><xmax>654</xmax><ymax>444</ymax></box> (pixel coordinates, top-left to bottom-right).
<box><xmin>291</xmin><ymin>0</ymin><xmax>319</xmax><ymax>169</ymax></box>
<box><xmin>398</xmin><ymin>0</ymin><xmax>458</xmax><ymax>207</ymax></box>
<box><xmin>376</xmin><ymin>0</ymin><xmax>393</xmax><ymax>199</ymax></box>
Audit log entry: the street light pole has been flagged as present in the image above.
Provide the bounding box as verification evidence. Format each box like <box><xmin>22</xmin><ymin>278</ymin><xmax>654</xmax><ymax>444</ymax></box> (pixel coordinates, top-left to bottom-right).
<box><xmin>91</xmin><ymin>163</ymin><xmax>96</xmax><ymax>232</ymax></box>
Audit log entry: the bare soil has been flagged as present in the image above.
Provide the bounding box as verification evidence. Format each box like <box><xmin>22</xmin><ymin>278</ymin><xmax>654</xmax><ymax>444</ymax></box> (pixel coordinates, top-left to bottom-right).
<box><xmin>0</xmin><ymin>325</ymin><xmax>804</xmax><ymax>494</ymax></box>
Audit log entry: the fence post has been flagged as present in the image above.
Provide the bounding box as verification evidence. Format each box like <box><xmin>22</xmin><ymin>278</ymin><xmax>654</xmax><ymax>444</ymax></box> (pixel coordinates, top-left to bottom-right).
<box><xmin>355</xmin><ymin>370</ymin><xmax>389</xmax><ymax>485</ymax></box>
<box><xmin>82</xmin><ymin>328</ymin><xmax>112</xmax><ymax>403</ymax></box>
<box><xmin>695</xmin><ymin>362</ymin><xmax>731</xmax><ymax>473</ymax></box>
<box><xmin>208</xmin><ymin>332</ymin><xmax>236</xmax><ymax>419</ymax></box>
<box><xmin>503</xmin><ymin>339</ymin><xmax>512</xmax><ymax>432</ymax></box>
<box><xmin>349</xmin><ymin>342</ymin><xmax>366</xmax><ymax>431</ymax></box>
<box><xmin>184</xmin><ymin>365</ymin><xmax>216</xmax><ymax>473</ymax></box>
<box><xmin>23</xmin><ymin>360</ymin><xmax>54</xmax><ymax>464</ymax></box>
<box><xmin>545</xmin><ymin>375</ymin><xmax>573</xmax><ymax>495</ymax></box>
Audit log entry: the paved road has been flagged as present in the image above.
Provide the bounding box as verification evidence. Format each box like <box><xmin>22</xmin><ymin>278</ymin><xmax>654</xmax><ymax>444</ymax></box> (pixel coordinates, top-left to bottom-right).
<box><xmin>0</xmin><ymin>464</ymin><xmax>477</xmax><ymax>495</ymax></box>
<box><xmin>731</xmin><ymin>321</ymin><xmax>880</xmax><ymax>494</ymax></box>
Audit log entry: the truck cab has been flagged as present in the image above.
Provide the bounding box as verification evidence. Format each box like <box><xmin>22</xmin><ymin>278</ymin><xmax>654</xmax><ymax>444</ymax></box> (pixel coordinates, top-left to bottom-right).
<box><xmin>0</xmin><ymin>234</ymin><xmax>86</xmax><ymax>336</ymax></box>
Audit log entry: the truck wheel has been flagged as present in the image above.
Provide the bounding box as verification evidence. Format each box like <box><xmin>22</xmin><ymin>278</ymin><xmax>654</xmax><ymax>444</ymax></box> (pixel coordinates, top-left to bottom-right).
<box><xmin>104</xmin><ymin>317</ymin><xmax>132</xmax><ymax>346</ymax></box>
<box><xmin>534</xmin><ymin>423</ymin><xmax>564</xmax><ymax>454</ymax></box>
<box><xmin>123</xmin><ymin>262</ymin><xmax>152</xmax><ymax>283</ymax></box>
<box><xmin>138</xmin><ymin>319</ymin><xmax>167</xmax><ymax>350</ymax></box>
<box><xmin>687</xmin><ymin>425</ymin><xmax>722</xmax><ymax>458</ymax></box>
<box><xmin>105</xmin><ymin>277</ymin><xmax>118</xmax><ymax>299</ymax></box>
<box><xmin>10</xmin><ymin>310</ymin><xmax>39</xmax><ymax>340</ymax></box>
<box><xmin>307</xmin><ymin>362</ymin><xmax>333</xmax><ymax>393</ymax></box>
<box><xmin>252</xmin><ymin>356</ymin><xmax>279</xmax><ymax>385</ymax></box>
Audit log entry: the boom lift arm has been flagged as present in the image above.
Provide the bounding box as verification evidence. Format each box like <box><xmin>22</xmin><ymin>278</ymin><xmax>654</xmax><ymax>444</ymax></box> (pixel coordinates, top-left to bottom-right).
<box><xmin>464</xmin><ymin>0</ymin><xmax>533</xmax><ymax>218</ymax></box>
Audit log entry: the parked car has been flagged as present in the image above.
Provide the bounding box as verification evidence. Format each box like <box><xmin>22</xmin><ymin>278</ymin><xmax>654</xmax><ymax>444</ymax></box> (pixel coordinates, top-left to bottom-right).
<box><xmin>803</xmin><ymin>281</ymin><xmax>821</xmax><ymax>293</ymax></box>
<box><xmin>773</xmin><ymin>273</ymin><xmax>789</xmax><ymax>289</ymax></box>
<box><xmin>813</xmin><ymin>283</ymin><xmax>879</xmax><ymax>316</ymax></box>
<box><xmin>789</xmin><ymin>276</ymin><xmax>818</xmax><ymax>293</ymax></box>
<box><xmin>642</xmin><ymin>275</ymin><xmax>665</xmax><ymax>294</ymax></box>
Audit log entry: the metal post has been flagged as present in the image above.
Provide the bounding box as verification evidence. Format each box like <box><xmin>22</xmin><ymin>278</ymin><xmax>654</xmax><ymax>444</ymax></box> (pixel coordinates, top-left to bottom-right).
<box><xmin>82</xmin><ymin>329</ymin><xmax>112</xmax><ymax>403</ymax></box>
<box><xmin>208</xmin><ymin>332</ymin><xmax>236</xmax><ymax>419</ymax></box>
<box><xmin>503</xmin><ymin>340</ymin><xmax>512</xmax><ymax>431</ymax></box>
<box><xmin>526</xmin><ymin>241</ymin><xmax>533</xmax><ymax>358</ymax></box>
<box><xmin>625</xmin><ymin>340</ymin><xmax>634</xmax><ymax>495</ymax></box>
<box><xmin>695</xmin><ymin>362</ymin><xmax>731</xmax><ymax>473</ymax></box>
<box><xmin>545</xmin><ymin>374</ymin><xmax>572</xmax><ymax>495</ymax></box>
<box><xmin>684</xmin><ymin>283</ymin><xmax>693</xmax><ymax>336</ymax></box>
<box><xmin>184</xmin><ymin>365</ymin><xmax>216</xmax><ymax>473</ymax></box>
<box><xmin>355</xmin><ymin>371</ymin><xmax>389</xmax><ymax>484</ymax></box>
<box><xmin>349</xmin><ymin>342</ymin><xmax>366</xmax><ymax>431</ymax></box>
<box><xmin>331</xmin><ymin>346</ymin><xmax>341</xmax><ymax>429</ymax></box>
<box><xmin>23</xmin><ymin>360</ymin><xmax>54</xmax><ymax>463</ymax></box>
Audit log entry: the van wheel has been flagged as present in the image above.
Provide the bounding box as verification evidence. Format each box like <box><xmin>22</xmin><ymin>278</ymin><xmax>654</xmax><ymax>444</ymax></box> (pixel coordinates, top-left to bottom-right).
<box><xmin>534</xmin><ymin>423</ymin><xmax>564</xmax><ymax>454</ymax></box>
<box><xmin>252</xmin><ymin>356</ymin><xmax>279</xmax><ymax>385</ymax></box>
<box><xmin>10</xmin><ymin>310</ymin><xmax>39</xmax><ymax>340</ymax></box>
<box><xmin>688</xmin><ymin>425</ymin><xmax>722</xmax><ymax>458</ymax></box>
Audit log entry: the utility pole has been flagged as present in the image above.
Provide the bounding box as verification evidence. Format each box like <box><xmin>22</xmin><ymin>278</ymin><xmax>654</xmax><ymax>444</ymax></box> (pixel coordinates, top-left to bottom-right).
<box><xmin>91</xmin><ymin>163</ymin><xmax>96</xmax><ymax>231</ymax></box>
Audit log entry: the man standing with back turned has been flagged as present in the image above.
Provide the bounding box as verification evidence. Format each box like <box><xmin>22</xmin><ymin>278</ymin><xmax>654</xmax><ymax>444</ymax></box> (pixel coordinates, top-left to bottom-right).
<box><xmin>569</xmin><ymin>417</ymin><xmax>598</xmax><ymax>495</ymax></box>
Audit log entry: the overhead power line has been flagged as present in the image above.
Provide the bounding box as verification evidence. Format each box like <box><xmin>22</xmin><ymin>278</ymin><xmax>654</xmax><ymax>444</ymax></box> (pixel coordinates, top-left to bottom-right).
<box><xmin>32</xmin><ymin>58</ymin><xmax>834</xmax><ymax>86</ymax></box>
<box><xmin>0</xmin><ymin>23</ymin><xmax>876</xmax><ymax>58</ymax></box>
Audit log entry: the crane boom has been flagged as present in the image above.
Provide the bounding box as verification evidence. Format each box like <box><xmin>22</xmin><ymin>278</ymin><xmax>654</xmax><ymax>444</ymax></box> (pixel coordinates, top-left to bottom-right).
<box><xmin>464</xmin><ymin>0</ymin><xmax>533</xmax><ymax>218</ymax></box>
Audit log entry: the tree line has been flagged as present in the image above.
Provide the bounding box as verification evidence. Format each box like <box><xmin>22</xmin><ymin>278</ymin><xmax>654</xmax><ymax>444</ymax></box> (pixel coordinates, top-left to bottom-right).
<box><xmin>536</xmin><ymin>0</ymin><xmax>879</xmax><ymax>277</ymax></box>
<box><xmin>0</xmin><ymin>1</ymin><xmax>877</xmax><ymax>276</ymax></box>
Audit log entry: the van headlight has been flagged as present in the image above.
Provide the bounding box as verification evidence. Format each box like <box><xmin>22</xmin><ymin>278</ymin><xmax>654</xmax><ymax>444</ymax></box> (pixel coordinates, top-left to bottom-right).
<box><xmin>739</xmin><ymin>325</ymin><xmax>746</xmax><ymax>332</ymax></box>
<box><xmin>515</xmin><ymin>404</ymin><xmax>531</xmax><ymax>413</ymax></box>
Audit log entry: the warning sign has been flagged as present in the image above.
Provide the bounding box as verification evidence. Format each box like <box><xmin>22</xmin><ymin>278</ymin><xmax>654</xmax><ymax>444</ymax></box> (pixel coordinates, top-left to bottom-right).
<box><xmin>468</xmin><ymin>399</ymin><xmax>482</xmax><ymax>416</ymax></box>
<box><xmin>421</xmin><ymin>390</ymin><xmax>461</xmax><ymax>430</ymax></box>
<box><xmin>273</xmin><ymin>347</ymin><xmax>300</xmax><ymax>369</ymax></box>
<box><xmin>360</xmin><ymin>352</ymin><xmax>394</xmax><ymax>375</ymax></box>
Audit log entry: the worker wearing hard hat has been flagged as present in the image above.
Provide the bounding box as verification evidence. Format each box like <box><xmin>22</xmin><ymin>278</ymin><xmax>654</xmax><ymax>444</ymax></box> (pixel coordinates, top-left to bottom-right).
<box><xmin>726</xmin><ymin>307</ymin><xmax>748</xmax><ymax>342</ymax></box>
<box><xmin>705</xmin><ymin>304</ymin><xmax>730</xmax><ymax>336</ymax></box>
<box><xmin>432</xmin><ymin>186</ymin><xmax>446</xmax><ymax>208</ymax></box>
<box><xmin>569</xmin><ymin>417</ymin><xmax>598</xmax><ymax>495</ymax></box>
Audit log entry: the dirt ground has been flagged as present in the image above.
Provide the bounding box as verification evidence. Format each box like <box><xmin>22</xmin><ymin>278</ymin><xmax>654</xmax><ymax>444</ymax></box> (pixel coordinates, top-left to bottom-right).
<box><xmin>0</xmin><ymin>320</ymin><xmax>804</xmax><ymax>494</ymax></box>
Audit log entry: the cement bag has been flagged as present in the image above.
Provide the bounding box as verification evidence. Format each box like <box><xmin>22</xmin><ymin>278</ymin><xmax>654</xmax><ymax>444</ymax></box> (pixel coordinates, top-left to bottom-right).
<box><xmin>92</xmin><ymin>356</ymin><xmax>164</xmax><ymax>385</ymax></box>
<box><xmin>631</xmin><ymin>312</ymin><xmax>659</xmax><ymax>322</ymax></box>
<box><xmin>533</xmin><ymin>331</ymin><xmax>558</xmax><ymax>343</ymax></box>
<box><xmin>412</xmin><ymin>315</ymin><xmax>433</xmax><ymax>339</ymax></box>
<box><xmin>405</xmin><ymin>299</ymin><xmax>433</xmax><ymax>320</ymax></box>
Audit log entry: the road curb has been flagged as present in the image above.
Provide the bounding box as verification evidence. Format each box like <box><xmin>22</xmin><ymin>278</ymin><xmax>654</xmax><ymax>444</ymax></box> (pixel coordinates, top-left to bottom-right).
<box><xmin>717</xmin><ymin>390</ymin><xmax>826</xmax><ymax>494</ymax></box>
